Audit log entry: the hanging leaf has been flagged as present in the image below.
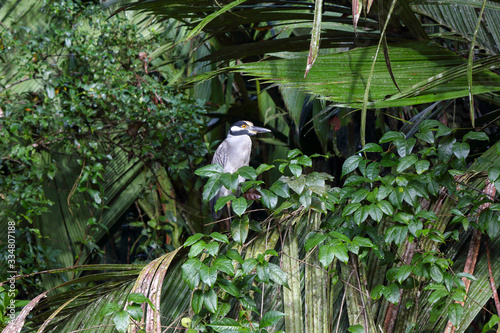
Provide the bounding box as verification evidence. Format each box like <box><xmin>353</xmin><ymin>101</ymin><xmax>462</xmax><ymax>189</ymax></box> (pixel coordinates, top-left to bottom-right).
<box><xmin>305</xmin><ymin>0</ymin><xmax>323</xmax><ymax>77</ymax></box>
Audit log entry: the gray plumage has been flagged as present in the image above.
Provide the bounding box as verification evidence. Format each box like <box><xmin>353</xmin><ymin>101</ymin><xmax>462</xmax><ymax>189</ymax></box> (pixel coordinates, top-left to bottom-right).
<box><xmin>210</xmin><ymin>120</ymin><xmax>271</xmax><ymax>220</ymax></box>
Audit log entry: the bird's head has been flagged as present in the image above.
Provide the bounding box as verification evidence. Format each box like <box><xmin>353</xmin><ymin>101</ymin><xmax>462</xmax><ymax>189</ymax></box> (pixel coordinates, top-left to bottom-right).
<box><xmin>228</xmin><ymin>120</ymin><xmax>271</xmax><ymax>137</ymax></box>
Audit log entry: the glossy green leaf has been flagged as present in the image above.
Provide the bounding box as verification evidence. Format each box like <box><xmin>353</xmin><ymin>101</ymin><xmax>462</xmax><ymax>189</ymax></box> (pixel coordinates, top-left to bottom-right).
<box><xmin>214</xmin><ymin>194</ymin><xmax>235</xmax><ymax>212</ymax></box>
<box><xmin>395</xmin><ymin>138</ymin><xmax>416</xmax><ymax>157</ymax></box>
<box><xmin>128</xmin><ymin>293</ymin><xmax>154</xmax><ymax>308</ymax></box>
<box><xmin>380</xmin><ymin>131</ymin><xmax>406</xmax><ymax>143</ymax></box>
<box><xmin>430</xmin><ymin>266</ymin><xmax>444</xmax><ymax>283</ymax></box>
<box><xmin>415</xmin><ymin>129</ymin><xmax>435</xmax><ymax>144</ymax></box>
<box><xmin>371</xmin><ymin>285</ymin><xmax>385</xmax><ymax>300</ymax></box>
<box><xmin>220</xmin><ymin>172</ymin><xmax>240</xmax><ymax>192</ymax></box>
<box><xmin>463</xmin><ymin>131</ymin><xmax>489</xmax><ymax>141</ymax></box>
<box><xmin>256</xmin><ymin>163</ymin><xmax>275</xmax><ymax>175</ymax></box>
<box><xmin>208</xmin><ymin>318</ymin><xmax>242</xmax><ymax>332</ymax></box>
<box><xmin>341</xmin><ymin>155</ymin><xmax>363</xmax><ymax>178</ymax></box>
<box><xmin>365</xmin><ymin>162</ymin><xmax>380</xmax><ymax>181</ymax></box>
<box><xmin>242</xmin><ymin>258</ymin><xmax>258</xmax><ymax>275</ymax></box>
<box><xmin>287</xmin><ymin>149</ymin><xmax>302</xmax><ymax>159</ymax></box>
<box><xmin>383</xmin><ymin>283</ymin><xmax>401</xmax><ymax>304</ymax></box>
<box><xmin>438</xmin><ymin>136</ymin><xmax>457</xmax><ymax>162</ymax></box>
<box><xmin>113</xmin><ymin>310</ymin><xmax>129</xmax><ymax>333</ymax></box>
<box><xmin>210</xmin><ymin>232</ymin><xmax>229</xmax><ymax>244</ymax></box>
<box><xmin>270</xmin><ymin>180</ymin><xmax>290</xmax><ymax>198</ymax></box>
<box><xmin>352</xmin><ymin>236</ymin><xmax>374</xmax><ymax>248</ymax></box>
<box><xmin>448</xmin><ymin>303</ymin><xmax>464</xmax><ymax>327</ymax></box>
<box><xmin>257</xmin><ymin>263</ymin><xmax>270</xmax><ymax>283</ymax></box>
<box><xmin>428</xmin><ymin>288</ymin><xmax>449</xmax><ymax>304</ymax></box>
<box><xmin>488</xmin><ymin>166</ymin><xmax>500</xmax><ymax>182</ymax></box>
<box><xmin>206</xmin><ymin>242</ymin><xmax>219</xmax><ymax>257</ymax></box>
<box><xmin>231</xmin><ymin>217</ymin><xmax>249</xmax><ymax>244</ymax></box>
<box><xmin>397</xmin><ymin>155</ymin><xmax>418</xmax><ymax>173</ymax></box>
<box><xmin>200</xmin><ymin>264</ymin><xmax>218</xmax><ymax>287</ymax></box>
<box><xmin>226</xmin><ymin>249</ymin><xmax>244</xmax><ymax>264</ymax></box>
<box><xmin>195</xmin><ymin>164</ymin><xmax>224</xmax><ymax>177</ymax></box>
<box><xmin>232</xmin><ymin>197</ymin><xmax>247</xmax><ymax>217</ymax></box>
<box><xmin>238</xmin><ymin>166</ymin><xmax>257</xmax><ymax>180</ymax></box>
<box><xmin>188</xmin><ymin>240</ymin><xmax>206</xmax><ymax>258</ymax></box>
<box><xmin>359</xmin><ymin>143</ymin><xmax>383</xmax><ymax>153</ymax></box>
<box><xmin>319</xmin><ymin>245</ymin><xmax>335</xmax><ymax>268</ymax></box>
<box><xmin>348</xmin><ymin>324</ymin><xmax>365</xmax><ymax>333</ymax></box>
<box><xmin>182</xmin><ymin>258</ymin><xmax>202</xmax><ymax>289</ymax></box>
<box><xmin>395</xmin><ymin>265</ymin><xmax>414</xmax><ymax>283</ymax></box>
<box><xmin>367</xmin><ymin>204</ymin><xmax>384</xmax><ymax>222</ymax></box>
<box><xmin>204</xmin><ymin>289</ymin><xmax>218</xmax><ymax>313</ymax></box>
<box><xmin>184</xmin><ymin>233</ymin><xmax>205</xmax><ymax>247</ymax></box>
<box><xmin>377</xmin><ymin>200</ymin><xmax>394</xmax><ymax>216</ymax></box>
<box><xmin>217</xmin><ymin>279</ymin><xmax>240</xmax><ymax>297</ymax></box>
<box><xmin>286</xmin><ymin>176</ymin><xmax>306</xmax><ymax>194</ymax></box>
<box><xmin>268</xmin><ymin>263</ymin><xmax>289</xmax><ymax>288</ymax></box>
<box><xmin>214</xmin><ymin>302</ymin><xmax>232</xmax><ymax>320</ymax></box>
<box><xmin>452</xmin><ymin>142</ymin><xmax>470</xmax><ymax>160</ymax></box>
<box><xmin>289</xmin><ymin>163</ymin><xmax>303</xmax><ymax>178</ymax></box>
<box><xmin>377</xmin><ymin>185</ymin><xmax>394</xmax><ymax>201</ymax></box>
<box><xmin>264</xmin><ymin>249</ymin><xmax>279</xmax><ymax>256</ymax></box>
<box><xmin>259</xmin><ymin>189</ymin><xmax>278</xmax><ymax>209</ymax></box>
<box><xmin>331</xmin><ymin>243</ymin><xmax>349</xmax><ymax>263</ymax></box>
<box><xmin>415</xmin><ymin>160</ymin><xmax>430</xmax><ymax>174</ymax></box>
<box><xmin>260</xmin><ymin>310</ymin><xmax>286</xmax><ymax>328</ymax></box>
<box><xmin>353</xmin><ymin>206</ymin><xmax>370</xmax><ymax>225</ymax></box>
<box><xmin>482</xmin><ymin>315</ymin><xmax>500</xmax><ymax>333</ymax></box>
<box><xmin>330</xmin><ymin>231</ymin><xmax>351</xmax><ymax>243</ymax></box>
<box><xmin>343</xmin><ymin>203</ymin><xmax>362</xmax><ymax>217</ymax></box>
<box><xmin>126</xmin><ymin>304</ymin><xmax>143</xmax><ymax>321</ymax></box>
<box><xmin>297</xmin><ymin>155</ymin><xmax>312</xmax><ymax>167</ymax></box>
<box><xmin>101</xmin><ymin>303</ymin><xmax>120</xmax><ymax>316</ymax></box>
<box><xmin>385</xmin><ymin>225</ymin><xmax>408</xmax><ymax>245</ymax></box>
<box><xmin>203</xmin><ymin>176</ymin><xmax>223</xmax><ymax>202</ymax></box>
<box><xmin>305</xmin><ymin>232</ymin><xmax>328</xmax><ymax>251</ymax></box>
<box><xmin>239</xmin><ymin>295</ymin><xmax>258</xmax><ymax>313</ymax></box>
<box><xmin>192</xmin><ymin>289</ymin><xmax>203</xmax><ymax>313</ymax></box>
<box><xmin>213</xmin><ymin>257</ymin><xmax>235</xmax><ymax>276</ymax></box>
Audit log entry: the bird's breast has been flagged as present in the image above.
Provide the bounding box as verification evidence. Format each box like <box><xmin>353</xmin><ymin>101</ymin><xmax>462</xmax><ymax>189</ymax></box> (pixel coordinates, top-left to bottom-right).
<box><xmin>223</xmin><ymin>136</ymin><xmax>252</xmax><ymax>173</ymax></box>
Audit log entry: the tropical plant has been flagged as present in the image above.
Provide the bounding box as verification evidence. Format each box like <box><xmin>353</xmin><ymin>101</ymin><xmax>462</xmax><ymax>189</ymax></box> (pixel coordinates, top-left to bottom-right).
<box><xmin>0</xmin><ymin>0</ymin><xmax>207</xmax><ymax>308</ymax></box>
<box><xmin>2</xmin><ymin>0</ymin><xmax>500</xmax><ymax>332</ymax></box>
<box><xmin>125</xmin><ymin>0</ymin><xmax>500</xmax><ymax>149</ymax></box>
<box><xmin>4</xmin><ymin>123</ymin><xmax>499</xmax><ymax>332</ymax></box>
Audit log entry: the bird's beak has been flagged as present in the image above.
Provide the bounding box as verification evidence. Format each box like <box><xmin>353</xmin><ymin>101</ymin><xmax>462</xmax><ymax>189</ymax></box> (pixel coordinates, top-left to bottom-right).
<box><xmin>249</xmin><ymin>126</ymin><xmax>271</xmax><ymax>134</ymax></box>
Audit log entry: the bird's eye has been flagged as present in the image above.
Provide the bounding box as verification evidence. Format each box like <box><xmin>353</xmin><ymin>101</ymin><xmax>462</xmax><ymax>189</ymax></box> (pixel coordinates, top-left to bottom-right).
<box><xmin>241</xmin><ymin>124</ymin><xmax>247</xmax><ymax>128</ymax></box>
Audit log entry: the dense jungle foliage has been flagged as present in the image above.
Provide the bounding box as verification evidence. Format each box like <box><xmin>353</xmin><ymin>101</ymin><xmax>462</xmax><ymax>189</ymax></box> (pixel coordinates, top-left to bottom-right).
<box><xmin>0</xmin><ymin>0</ymin><xmax>499</xmax><ymax>332</ymax></box>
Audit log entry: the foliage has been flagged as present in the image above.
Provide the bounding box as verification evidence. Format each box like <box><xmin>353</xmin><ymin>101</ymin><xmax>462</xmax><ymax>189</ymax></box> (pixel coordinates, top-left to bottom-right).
<box><xmin>1</xmin><ymin>0</ymin><xmax>500</xmax><ymax>332</ymax></box>
<box><xmin>181</xmin><ymin>232</ymin><xmax>287</xmax><ymax>332</ymax></box>
<box><xmin>0</xmin><ymin>0</ymin><xmax>207</xmax><ymax>295</ymax></box>
<box><xmin>0</xmin><ymin>0</ymin><xmax>206</xmax><ymax>220</ymax></box>
<box><xmin>192</xmin><ymin>122</ymin><xmax>499</xmax><ymax>332</ymax></box>
<box><xmin>101</xmin><ymin>292</ymin><xmax>155</xmax><ymax>333</ymax></box>
<box><xmin>0</xmin><ymin>286</ymin><xmax>29</xmax><ymax>329</ymax></box>
<box><xmin>125</xmin><ymin>0</ymin><xmax>500</xmax><ymax>148</ymax></box>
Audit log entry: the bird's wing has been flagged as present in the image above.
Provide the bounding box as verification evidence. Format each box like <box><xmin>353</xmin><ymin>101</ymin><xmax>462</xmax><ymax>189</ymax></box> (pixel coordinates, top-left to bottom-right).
<box><xmin>210</xmin><ymin>140</ymin><xmax>228</xmax><ymax>220</ymax></box>
<box><xmin>212</xmin><ymin>140</ymin><xmax>228</xmax><ymax>168</ymax></box>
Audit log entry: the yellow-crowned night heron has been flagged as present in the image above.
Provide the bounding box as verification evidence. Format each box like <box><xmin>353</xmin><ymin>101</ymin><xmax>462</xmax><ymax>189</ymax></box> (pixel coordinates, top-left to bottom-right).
<box><xmin>210</xmin><ymin>120</ymin><xmax>271</xmax><ymax>220</ymax></box>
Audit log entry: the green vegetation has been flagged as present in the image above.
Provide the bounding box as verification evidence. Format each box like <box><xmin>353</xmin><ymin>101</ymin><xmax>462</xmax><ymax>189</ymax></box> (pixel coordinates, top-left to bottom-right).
<box><xmin>188</xmin><ymin>125</ymin><xmax>499</xmax><ymax>332</ymax></box>
<box><xmin>0</xmin><ymin>0</ymin><xmax>499</xmax><ymax>332</ymax></box>
<box><xmin>0</xmin><ymin>0</ymin><xmax>207</xmax><ymax>313</ymax></box>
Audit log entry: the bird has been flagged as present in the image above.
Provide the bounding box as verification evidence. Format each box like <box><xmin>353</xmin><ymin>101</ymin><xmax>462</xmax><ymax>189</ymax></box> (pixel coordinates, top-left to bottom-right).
<box><xmin>210</xmin><ymin>120</ymin><xmax>271</xmax><ymax>220</ymax></box>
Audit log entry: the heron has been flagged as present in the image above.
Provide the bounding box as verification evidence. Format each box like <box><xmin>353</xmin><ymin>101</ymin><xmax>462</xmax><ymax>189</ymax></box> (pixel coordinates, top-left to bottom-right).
<box><xmin>210</xmin><ymin>120</ymin><xmax>271</xmax><ymax>220</ymax></box>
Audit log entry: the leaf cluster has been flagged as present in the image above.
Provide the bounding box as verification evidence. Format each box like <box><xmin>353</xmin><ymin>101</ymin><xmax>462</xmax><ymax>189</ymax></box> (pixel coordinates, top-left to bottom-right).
<box><xmin>193</xmin><ymin>120</ymin><xmax>499</xmax><ymax>330</ymax></box>
<box><xmin>181</xmin><ymin>233</ymin><xmax>287</xmax><ymax>332</ymax></box>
